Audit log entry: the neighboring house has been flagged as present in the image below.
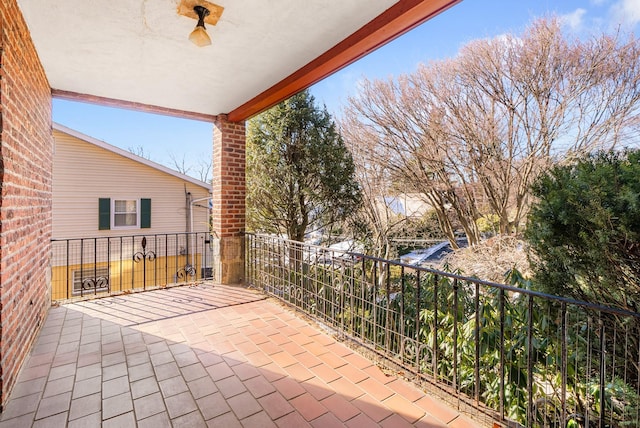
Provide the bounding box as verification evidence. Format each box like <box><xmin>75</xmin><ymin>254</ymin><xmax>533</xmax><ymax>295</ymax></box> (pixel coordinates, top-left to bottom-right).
<box><xmin>51</xmin><ymin>123</ymin><xmax>212</xmax><ymax>300</ymax></box>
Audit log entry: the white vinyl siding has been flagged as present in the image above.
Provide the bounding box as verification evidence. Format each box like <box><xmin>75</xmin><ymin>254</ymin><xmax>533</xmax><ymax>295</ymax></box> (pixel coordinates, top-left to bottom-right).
<box><xmin>52</xmin><ymin>129</ymin><xmax>211</xmax><ymax>239</ymax></box>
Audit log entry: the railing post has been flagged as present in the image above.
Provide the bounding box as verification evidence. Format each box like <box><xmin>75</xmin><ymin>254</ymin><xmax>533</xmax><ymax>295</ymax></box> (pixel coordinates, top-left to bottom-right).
<box><xmin>561</xmin><ymin>302</ymin><xmax>567</xmax><ymax>427</ymax></box>
<box><xmin>453</xmin><ymin>278</ymin><xmax>459</xmax><ymax>408</ymax></box>
<box><xmin>474</xmin><ymin>282</ymin><xmax>480</xmax><ymax>405</ymax></box>
<box><xmin>499</xmin><ymin>288</ymin><xmax>505</xmax><ymax>421</ymax></box>
<box><xmin>527</xmin><ymin>295</ymin><xmax>534</xmax><ymax>428</ymax></box>
<box><xmin>432</xmin><ymin>273</ymin><xmax>438</xmax><ymax>382</ymax></box>
<box><xmin>599</xmin><ymin>316</ymin><xmax>606</xmax><ymax>428</ymax></box>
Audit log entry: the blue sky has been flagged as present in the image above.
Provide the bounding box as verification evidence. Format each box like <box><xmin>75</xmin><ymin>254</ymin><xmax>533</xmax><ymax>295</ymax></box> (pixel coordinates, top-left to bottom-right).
<box><xmin>53</xmin><ymin>0</ymin><xmax>640</xmax><ymax>178</ymax></box>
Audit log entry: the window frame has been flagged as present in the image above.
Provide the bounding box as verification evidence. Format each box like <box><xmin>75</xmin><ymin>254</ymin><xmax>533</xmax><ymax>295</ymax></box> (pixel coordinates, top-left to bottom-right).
<box><xmin>112</xmin><ymin>198</ymin><xmax>140</xmax><ymax>230</ymax></box>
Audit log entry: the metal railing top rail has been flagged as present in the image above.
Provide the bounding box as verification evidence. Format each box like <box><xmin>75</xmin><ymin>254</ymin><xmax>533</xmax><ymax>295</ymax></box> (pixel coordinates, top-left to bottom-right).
<box><xmin>51</xmin><ymin>231</ymin><xmax>210</xmax><ymax>242</ymax></box>
<box><xmin>246</xmin><ymin>233</ymin><xmax>640</xmax><ymax>320</ymax></box>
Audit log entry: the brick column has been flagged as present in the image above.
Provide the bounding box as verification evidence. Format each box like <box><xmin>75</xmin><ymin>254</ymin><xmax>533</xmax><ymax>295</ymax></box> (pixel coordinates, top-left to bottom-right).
<box><xmin>212</xmin><ymin>115</ymin><xmax>245</xmax><ymax>284</ymax></box>
<box><xmin>0</xmin><ymin>0</ymin><xmax>53</xmax><ymax>408</ymax></box>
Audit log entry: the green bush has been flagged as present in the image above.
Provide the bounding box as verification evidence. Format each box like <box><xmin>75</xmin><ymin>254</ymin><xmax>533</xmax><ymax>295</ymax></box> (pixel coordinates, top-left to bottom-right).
<box><xmin>525</xmin><ymin>150</ymin><xmax>640</xmax><ymax>313</ymax></box>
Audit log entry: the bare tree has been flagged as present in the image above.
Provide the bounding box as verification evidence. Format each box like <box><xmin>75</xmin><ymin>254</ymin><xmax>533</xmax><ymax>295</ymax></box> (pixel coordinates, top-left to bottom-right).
<box><xmin>342</xmin><ymin>17</ymin><xmax>640</xmax><ymax>247</ymax></box>
<box><xmin>168</xmin><ymin>153</ymin><xmax>192</xmax><ymax>176</ymax></box>
<box><xmin>128</xmin><ymin>145</ymin><xmax>151</xmax><ymax>160</ymax></box>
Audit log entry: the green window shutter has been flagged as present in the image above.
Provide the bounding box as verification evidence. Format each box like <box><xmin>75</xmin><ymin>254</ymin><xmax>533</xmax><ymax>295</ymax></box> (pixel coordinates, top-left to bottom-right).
<box><xmin>140</xmin><ymin>198</ymin><xmax>151</xmax><ymax>229</ymax></box>
<box><xmin>99</xmin><ymin>198</ymin><xmax>111</xmax><ymax>230</ymax></box>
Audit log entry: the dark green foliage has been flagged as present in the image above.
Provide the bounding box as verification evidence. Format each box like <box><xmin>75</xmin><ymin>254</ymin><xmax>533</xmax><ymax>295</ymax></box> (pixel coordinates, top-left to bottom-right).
<box><xmin>525</xmin><ymin>150</ymin><xmax>640</xmax><ymax>312</ymax></box>
<box><xmin>247</xmin><ymin>90</ymin><xmax>361</xmax><ymax>241</ymax></box>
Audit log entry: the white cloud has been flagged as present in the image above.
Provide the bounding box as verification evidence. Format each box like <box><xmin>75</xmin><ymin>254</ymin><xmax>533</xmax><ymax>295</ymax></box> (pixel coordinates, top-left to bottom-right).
<box><xmin>610</xmin><ymin>0</ymin><xmax>640</xmax><ymax>28</ymax></box>
<box><xmin>560</xmin><ymin>8</ymin><xmax>587</xmax><ymax>31</ymax></box>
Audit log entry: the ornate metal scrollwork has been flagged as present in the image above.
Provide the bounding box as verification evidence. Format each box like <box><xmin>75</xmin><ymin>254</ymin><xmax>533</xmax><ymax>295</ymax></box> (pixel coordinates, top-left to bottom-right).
<box><xmin>133</xmin><ymin>237</ymin><xmax>156</xmax><ymax>263</ymax></box>
<box><xmin>176</xmin><ymin>264</ymin><xmax>196</xmax><ymax>281</ymax></box>
<box><xmin>81</xmin><ymin>276</ymin><xmax>109</xmax><ymax>290</ymax></box>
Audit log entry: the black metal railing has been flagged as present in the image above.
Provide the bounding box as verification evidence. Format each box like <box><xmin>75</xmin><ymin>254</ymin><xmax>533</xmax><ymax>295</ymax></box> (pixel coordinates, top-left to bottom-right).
<box><xmin>246</xmin><ymin>233</ymin><xmax>640</xmax><ymax>428</ymax></box>
<box><xmin>51</xmin><ymin>232</ymin><xmax>218</xmax><ymax>302</ymax></box>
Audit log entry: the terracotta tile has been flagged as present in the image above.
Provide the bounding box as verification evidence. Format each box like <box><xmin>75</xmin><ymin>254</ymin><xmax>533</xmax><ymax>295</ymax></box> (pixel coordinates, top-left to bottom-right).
<box><xmin>227</xmin><ymin>391</ymin><xmax>262</xmax><ymax>419</ymax></box>
<box><xmin>153</xmin><ymin>361</ymin><xmax>180</xmax><ymax>381</ymax></box>
<box><xmin>327</xmin><ymin>377</ymin><xmax>364</xmax><ymax>401</ymax></box>
<box><xmin>309</xmin><ymin>411</ymin><xmax>344</xmax><ymax>428</ymax></box>
<box><xmin>343</xmin><ymin>352</ymin><xmax>373</xmax><ymax>370</ymax></box>
<box><xmin>35</xmin><ymin>391</ymin><xmax>72</xmax><ymax>420</ymax></box>
<box><xmin>42</xmin><ymin>376</ymin><xmax>74</xmax><ymax>398</ymax></box>
<box><xmin>336</xmin><ymin>364</ymin><xmax>369</xmax><ymax>383</ymax></box>
<box><xmin>352</xmin><ymin>393</ymin><xmax>393</xmax><ymax>423</ymax></box>
<box><xmin>357</xmin><ymin>378</ymin><xmax>393</xmax><ymax>401</ymax></box>
<box><xmin>345</xmin><ymin>412</ymin><xmax>378</xmax><ymax>427</ymax></box>
<box><xmin>159</xmin><ymin>374</ymin><xmax>189</xmax><ymax>397</ymax></box>
<box><xmin>383</xmin><ymin>393</ymin><xmax>426</xmax><ymax>424</ymax></box>
<box><xmin>197</xmin><ymin>391</ymin><xmax>231</xmax><ymax>420</ymax></box>
<box><xmin>284</xmin><ymin>363</ymin><xmax>314</xmax><ymax>382</ymax></box>
<box><xmin>274</xmin><ymin>411</ymin><xmax>312</xmax><ymax>428</ymax></box>
<box><xmin>128</xmin><ymin>362</ymin><xmax>155</xmax><ymax>382</ymax></box>
<box><xmin>317</xmin><ymin>352</ymin><xmax>347</xmax><ymax>369</ymax></box>
<box><xmin>414</xmin><ymin>414</ymin><xmax>449</xmax><ymax>428</ymax></box>
<box><xmin>243</xmin><ymin>375</ymin><xmax>276</xmax><ymax>398</ymax></box>
<box><xmin>0</xmin><ymin>395</ymin><xmax>40</xmax><ymax>421</ymax></box>
<box><xmin>320</xmin><ymin>394</ymin><xmax>360</xmax><ymax>422</ymax></box>
<box><xmin>415</xmin><ymin>394</ymin><xmax>460</xmax><ymax>424</ymax></box>
<box><xmin>32</xmin><ymin>411</ymin><xmax>68</xmax><ymax>428</ymax></box>
<box><xmin>272</xmin><ymin>376</ymin><xmax>306</xmax><ymax>400</ymax></box>
<box><xmin>206</xmin><ymin>361</ymin><xmax>234</xmax><ymax>381</ymax></box>
<box><xmin>302</xmin><ymin>377</ymin><xmax>334</xmax><ymax>401</ymax></box>
<box><xmin>206</xmin><ymin>410</ymin><xmax>242</xmax><ymax>428</ymax></box>
<box><xmin>137</xmin><ymin>411</ymin><xmax>172</xmax><ymax>428</ymax></box>
<box><xmin>245</xmin><ymin>350</ymin><xmax>273</xmax><ymax>367</ymax></box>
<box><xmin>69</xmin><ymin>392</ymin><xmax>101</xmax><ymax>421</ymax></box>
<box><xmin>231</xmin><ymin>362</ymin><xmax>261</xmax><ymax>381</ymax></box>
<box><xmin>380</xmin><ymin>413</ymin><xmax>415</xmax><ymax>427</ymax></box>
<box><xmin>164</xmin><ymin>391</ymin><xmax>198</xmax><ymax>419</ymax></box>
<box><xmin>310</xmin><ymin>364</ymin><xmax>341</xmax><ymax>383</ymax></box>
<box><xmin>188</xmin><ymin>376</ymin><xmax>218</xmax><ymax>399</ymax></box>
<box><xmin>102</xmin><ymin>391</ymin><xmax>133</xmax><ymax>420</ymax></box>
<box><xmin>102</xmin><ymin>362</ymin><xmax>127</xmax><ymax>381</ymax></box>
<box><xmin>131</xmin><ymin>377</ymin><xmax>160</xmax><ymax>399</ymax></box>
<box><xmin>363</xmin><ymin>364</ymin><xmax>395</xmax><ymax>384</ymax></box>
<box><xmin>67</xmin><ymin>411</ymin><xmax>102</xmax><ymax>428</ymax></box>
<box><xmin>303</xmin><ymin>342</ymin><xmax>328</xmax><ymax>357</ymax></box>
<box><xmin>10</xmin><ymin>377</ymin><xmax>47</xmax><ymax>399</ymax></box>
<box><xmin>171</xmin><ymin>410</ymin><xmax>206</xmax><ymax>427</ymax></box>
<box><xmin>102</xmin><ymin>411</ymin><xmax>136</xmax><ymax>428</ymax></box>
<box><xmin>387</xmin><ymin>377</ymin><xmax>425</xmax><ymax>402</ymax></box>
<box><xmin>216</xmin><ymin>375</ymin><xmax>247</xmax><ymax>399</ymax></box>
<box><xmin>290</xmin><ymin>393</ymin><xmax>328</xmax><ymax>421</ymax></box>
<box><xmin>271</xmin><ymin>351</ymin><xmax>297</xmax><ymax>368</ymax></box>
<box><xmin>198</xmin><ymin>351</ymin><xmax>224</xmax><ymax>367</ymax></box>
<box><xmin>258</xmin><ymin>392</ymin><xmax>295</xmax><ymax>420</ymax></box>
<box><xmin>259</xmin><ymin>363</ymin><xmax>287</xmax><ymax>383</ymax></box>
<box><xmin>447</xmin><ymin>414</ymin><xmax>482</xmax><ymax>428</ymax></box>
<box><xmin>257</xmin><ymin>340</ymin><xmax>282</xmax><ymax>356</ymax></box>
<box><xmin>48</xmin><ymin>363</ymin><xmax>76</xmax><ymax>381</ymax></box>
<box><xmin>102</xmin><ymin>376</ymin><xmax>130</xmax><ymax>399</ymax></box>
<box><xmin>241</xmin><ymin>410</ymin><xmax>278</xmax><ymax>428</ymax></box>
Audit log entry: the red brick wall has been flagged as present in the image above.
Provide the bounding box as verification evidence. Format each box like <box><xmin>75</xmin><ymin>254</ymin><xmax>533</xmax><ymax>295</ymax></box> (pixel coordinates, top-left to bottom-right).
<box><xmin>212</xmin><ymin>115</ymin><xmax>245</xmax><ymax>237</ymax></box>
<box><xmin>0</xmin><ymin>0</ymin><xmax>53</xmax><ymax>408</ymax></box>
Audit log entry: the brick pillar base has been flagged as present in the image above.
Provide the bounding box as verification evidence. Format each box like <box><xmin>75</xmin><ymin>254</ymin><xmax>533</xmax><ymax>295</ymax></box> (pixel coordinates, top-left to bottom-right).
<box><xmin>212</xmin><ymin>115</ymin><xmax>246</xmax><ymax>284</ymax></box>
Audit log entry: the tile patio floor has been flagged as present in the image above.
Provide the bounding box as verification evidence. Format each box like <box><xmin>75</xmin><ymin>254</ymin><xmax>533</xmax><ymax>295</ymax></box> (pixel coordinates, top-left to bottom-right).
<box><xmin>0</xmin><ymin>283</ymin><xmax>481</xmax><ymax>427</ymax></box>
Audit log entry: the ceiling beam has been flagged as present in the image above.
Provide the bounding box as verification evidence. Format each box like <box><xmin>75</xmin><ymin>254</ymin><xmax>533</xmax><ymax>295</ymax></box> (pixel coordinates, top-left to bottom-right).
<box><xmin>52</xmin><ymin>89</ymin><xmax>218</xmax><ymax>123</ymax></box>
<box><xmin>227</xmin><ymin>0</ymin><xmax>461</xmax><ymax>122</ymax></box>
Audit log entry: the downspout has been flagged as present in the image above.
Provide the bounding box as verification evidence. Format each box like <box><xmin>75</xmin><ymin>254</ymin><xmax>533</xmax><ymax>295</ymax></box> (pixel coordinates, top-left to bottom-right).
<box><xmin>185</xmin><ymin>187</ymin><xmax>192</xmax><ymax>264</ymax></box>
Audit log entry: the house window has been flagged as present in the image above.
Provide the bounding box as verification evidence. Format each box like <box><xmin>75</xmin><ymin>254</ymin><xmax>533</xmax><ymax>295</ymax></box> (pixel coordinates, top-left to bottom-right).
<box><xmin>114</xmin><ymin>199</ymin><xmax>138</xmax><ymax>228</ymax></box>
<box><xmin>99</xmin><ymin>198</ymin><xmax>151</xmax><ymax>230</ymax></box>
<box><xmin>73</xmin><ymin>267</ymin><xmax>110</xmax><ymax>295</ymax></box>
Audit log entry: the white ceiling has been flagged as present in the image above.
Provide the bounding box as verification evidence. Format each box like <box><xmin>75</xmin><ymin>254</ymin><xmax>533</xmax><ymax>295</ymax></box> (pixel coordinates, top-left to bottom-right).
<box><xmin>17</xmin><ymin>0</ymin><xmax>459</xmax><ymax>119</ymax></box>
